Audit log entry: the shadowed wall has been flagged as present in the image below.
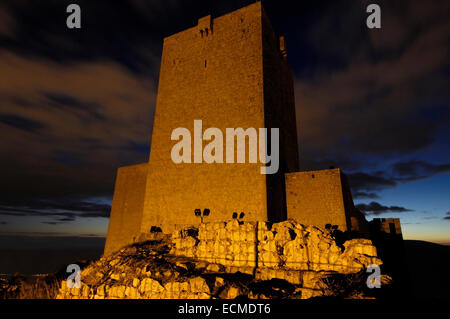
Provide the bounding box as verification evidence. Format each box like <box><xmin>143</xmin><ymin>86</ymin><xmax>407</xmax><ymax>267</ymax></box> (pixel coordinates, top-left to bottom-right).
<box><xmin>104</xmin><ymin>164</ymin><xmax>148</xmax><ymax>255</ymax></box>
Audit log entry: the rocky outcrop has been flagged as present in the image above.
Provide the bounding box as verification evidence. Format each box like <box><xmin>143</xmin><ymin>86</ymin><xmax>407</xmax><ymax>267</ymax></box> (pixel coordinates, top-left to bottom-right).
<box><xmin>56</xmin><ymin>220</ymin><xmax>390</xmax><ymax>299</ymax></box>
<box><xmin>172</xmin><ymin>220</ymin><xmax>380</xmax><ymax>273</ymax></box>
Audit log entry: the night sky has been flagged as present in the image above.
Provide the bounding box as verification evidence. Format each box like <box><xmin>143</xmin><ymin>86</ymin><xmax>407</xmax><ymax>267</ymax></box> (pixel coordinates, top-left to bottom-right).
<box><xmin>0</xmin><ymin>0</ymin><xmax>449</xmax><ymax>246</ymax></box>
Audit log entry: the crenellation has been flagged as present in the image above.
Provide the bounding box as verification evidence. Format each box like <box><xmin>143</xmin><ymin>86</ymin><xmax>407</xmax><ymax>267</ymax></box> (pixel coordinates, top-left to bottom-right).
<box><xmin>198</xmin><ymin>15</ymin><xmax>213</xmax><ymax>36</ymax></box>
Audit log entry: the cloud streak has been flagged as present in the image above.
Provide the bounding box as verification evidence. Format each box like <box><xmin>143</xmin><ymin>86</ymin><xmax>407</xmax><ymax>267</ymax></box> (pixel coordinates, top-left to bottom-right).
<box><xmin>392</xmin><ymin>160</ymin><xmax>450</xmax><ymax>182</ymax></box>
<box><xmin>356</xmin><ymin>201</ymin><xmax>413</xmax><ymax>215</ymax></box>
<box><xmin>0</xmin><ymin>51</ymin><xmax>156</xmax><ymax>201</ymax></box>
<box><xmin>0</xmin><ymin>198</ymin><xmax>111</xmax><ymax>224</ymax></box>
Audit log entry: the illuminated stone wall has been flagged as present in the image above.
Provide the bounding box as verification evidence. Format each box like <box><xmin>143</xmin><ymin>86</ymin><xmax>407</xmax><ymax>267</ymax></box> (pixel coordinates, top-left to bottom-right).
<box><xmin>104</xmin><ymin>164</ymin><xmax>149</xmax><ymax>255</ymax></box>
<box><xmin>103</xmin><ymin>3</ymin><xmax>365</xmax><ymax>257</ymax></box>
<box><xmin>141</xmin><ymin>2</ymin><xmax>297</xmax><ymax>233</ymax></box>
<box><xmin>285</xmin><ymin>168</ymin><xmax>350</xmax><ymax>231</ymax></box>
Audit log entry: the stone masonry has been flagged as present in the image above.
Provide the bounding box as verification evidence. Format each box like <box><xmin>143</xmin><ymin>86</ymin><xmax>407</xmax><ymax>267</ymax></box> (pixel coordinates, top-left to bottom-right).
<box><xmin>286</xmin><ymin>168</ymin><xmax>369</xmax><ymax>234</ymax></box>
<box><xmin>104</xmin><ymin>2</ymin><xmax>370</xmax><ymax>256</ymax></box>
<box><xmin>141</xmin><ymin>2</ymin><xmax>298</xmax><ymax>232</ymax></box>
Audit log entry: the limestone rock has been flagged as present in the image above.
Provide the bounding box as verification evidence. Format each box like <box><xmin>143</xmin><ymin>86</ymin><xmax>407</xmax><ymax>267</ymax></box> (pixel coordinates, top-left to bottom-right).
<box><xmin>226</xmin><ymin>286</ymin><xmax>241</xmax><ymax>299</ymax></box>
<box><xmin>53</xmin><ymin>220</ymin><xmax>388</xmax><ymax>300</ymax></box>
<box><xmin>206</xmin><ymin>263</ymin><xmax>221</xmax><ymax>272</ymax></box>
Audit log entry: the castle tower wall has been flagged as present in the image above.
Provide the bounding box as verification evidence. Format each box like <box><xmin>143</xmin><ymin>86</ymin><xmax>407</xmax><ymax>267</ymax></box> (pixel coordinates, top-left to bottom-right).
<box><xmin>286</xmin><ymin>168</ymin><xmax>351</xmax><ymax>231</ymax></box>
<box><xmin>140</xmin><ymin>2</ymin><xmax>296</xmax><ymax>233</ymax></box>
<box><xmin>261</xmin><ymin>9</ymin><xmax>299</xmax><ymax>222</ymax></box>
<box><xmin>104</xmin><ymin>163</ymin><xmax>149</xmax><ymax>255</ymax></box>
<box><xmin>102</xmin><ymin>3</ymin><xmax>369</xmax><ymax>256</ymax></box>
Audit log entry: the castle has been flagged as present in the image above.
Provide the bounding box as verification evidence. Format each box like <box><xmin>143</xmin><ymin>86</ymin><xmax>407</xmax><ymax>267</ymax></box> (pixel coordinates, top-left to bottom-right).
<box><xmin>104</xmin><ymin>2</ymin><xmax>370</xmax><ymax>255</ymax></box>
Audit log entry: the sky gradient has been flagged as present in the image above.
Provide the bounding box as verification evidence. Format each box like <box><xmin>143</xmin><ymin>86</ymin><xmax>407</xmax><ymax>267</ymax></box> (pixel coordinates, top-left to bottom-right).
<box><xmin>0</xmin><ymin>0</ymin><xmax>449</xmax><ymax>245</ymax></box>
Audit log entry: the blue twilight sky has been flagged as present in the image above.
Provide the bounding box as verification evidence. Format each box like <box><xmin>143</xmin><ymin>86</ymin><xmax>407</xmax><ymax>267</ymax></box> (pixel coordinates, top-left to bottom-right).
<box><xmin>0</xmin><ymin>0</ymin><xmax>449</xmax><ymax>245</ymax></box>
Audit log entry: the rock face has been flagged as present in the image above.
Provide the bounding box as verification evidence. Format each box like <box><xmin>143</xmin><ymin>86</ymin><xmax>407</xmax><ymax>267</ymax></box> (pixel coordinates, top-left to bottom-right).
<box><xmin>57</xmin><ymin>220</ymin><xmax>389</xmax><ymax>299</ymax></box>
<box><xmin>173</xmin><ymin>220</ymin><xmax>379</xmax><ymax>273</ymax></box>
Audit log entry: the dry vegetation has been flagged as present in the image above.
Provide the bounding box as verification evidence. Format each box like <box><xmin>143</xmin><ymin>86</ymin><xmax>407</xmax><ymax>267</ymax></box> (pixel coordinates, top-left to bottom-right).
<box><xmin>0</xmin><ymin>260</ymin><xmax>91</xmax><ymax>299</ymax></box>
<box><xmin>0</xmin><ymin>274</ymin><xmax>59</xmax><ymax>299</ymax></box>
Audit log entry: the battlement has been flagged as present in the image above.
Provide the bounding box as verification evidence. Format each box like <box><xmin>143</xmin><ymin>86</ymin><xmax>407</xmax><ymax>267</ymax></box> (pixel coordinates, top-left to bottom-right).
<box><xmin>370</xmin><ymin>218</ymin><xmax>403</xmax><ymax>237</ymax></box>
<box><xmin>163</xmin><ymin>2</ymin><xmax>261</xmax><ymax>41</ymax></box>
<box><xmin>198</xmin><ymin>15</ymin><xmax>212</xmax><ymax>36</ymax></box>
<box><xmin>161</xmin><ymin>2</ymin><xmax>288</xmax><ymax>64</ymax></box>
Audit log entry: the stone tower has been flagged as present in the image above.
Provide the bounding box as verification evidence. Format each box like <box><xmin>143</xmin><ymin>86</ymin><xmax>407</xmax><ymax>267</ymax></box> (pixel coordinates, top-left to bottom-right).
<box><xmin>104</xmin><ymin>3</ymin><xmax>369</xmax><ymax>256</ymax></box>
<box><xmin>104</xmin><ymin>2</ymin><xmax>298</xmax><ymax>255</ymax></box>
<box><xmin>141</xmin><ymin>2</ymin><xmax>298</xmax><ymax>231</ymax></box>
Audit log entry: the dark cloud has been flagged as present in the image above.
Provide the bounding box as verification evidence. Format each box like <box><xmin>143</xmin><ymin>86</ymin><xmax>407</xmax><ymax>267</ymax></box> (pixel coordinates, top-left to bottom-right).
<box><xmin>345</xmin><ymin>159</ymin><xmax>450</xmax><ymax>199</ymax></box>
<box><xmin>352</xmin><ymin>191</ymin><xmax>380</xmax><ymax>200</ymax></box>
<box><xmin>299</xmin><ymin>157</ymin><xmax>362</xmax><ymax>172</ymax></box>
<box><xmin>0</xmin><ymin>114</ymin><xmax>46</xmax><ymax>133</ymax></box>
<box><xmin>392</xmin><ymin>160</ymin><xmax>450</xmax><ymax>182</ymax></box>
<box><xmin>41</xmin><ymin>221</ymin><xmax>60</xmax><ymax>225</ymax></box>
<box><xmin>356</xmin><ymin>201</ymin><xmax>413</xmax><ymax>215</ymax></box>
<box><xmin>42</xmin><ymin>91</ymin><xmax>105</xmax><ymax>122</ymax></box>
<box><xmin>346</xmin><ymin>172</ymin><xmax>396</xmax><ymax>192</ymax></box>
<box><xmin>0</xmin><ymin>198</ymin><xmax>111</xmax><ymax>224</ymax></box>
<box><xmin>0</xmin><ymin>3</ymin><xmax>16</xmax><ymax>37</ymax></box>
<box><xmin>0</xmin><ymin>51</ymin><xmax>155</xmax><ymax>200</ymax></box>
<box><xmin>295</xmin><ymin>0</ymin><xmax>450</xmax><ymax>167</ymax></box>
